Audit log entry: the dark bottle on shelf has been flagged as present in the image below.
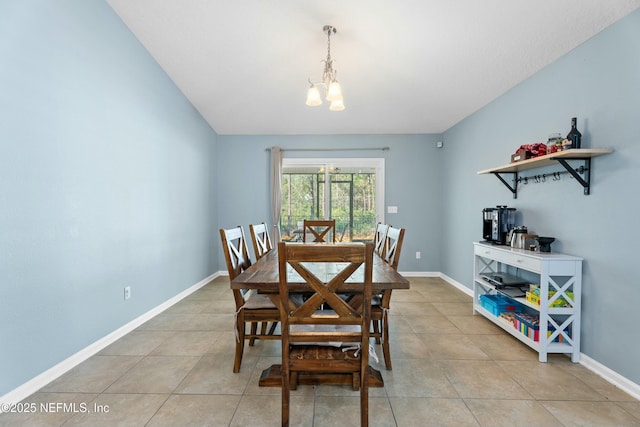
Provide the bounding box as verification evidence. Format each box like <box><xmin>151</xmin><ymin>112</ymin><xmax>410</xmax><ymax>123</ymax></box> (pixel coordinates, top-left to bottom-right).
<box><xmin>566</xmin><ymin>117</ymin><xmax>582</xmax><ymax>149</ymax></box>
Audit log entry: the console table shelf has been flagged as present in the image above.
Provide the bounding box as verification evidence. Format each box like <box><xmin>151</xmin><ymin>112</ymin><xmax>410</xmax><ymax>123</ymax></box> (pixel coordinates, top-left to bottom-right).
<box><xmin>477</xmin><ymin>148</ymin><xmax>612</xmax><ymax>198</ymax></box>
<box><xmin>473</xmin><ymin>242</ymin><xmax>582</xmax><ymax>363</ymax></box>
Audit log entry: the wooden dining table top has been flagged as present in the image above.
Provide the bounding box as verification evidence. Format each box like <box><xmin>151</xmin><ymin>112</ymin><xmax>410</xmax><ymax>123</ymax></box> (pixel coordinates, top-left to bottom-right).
<box><xmin>231</xmin><ymin>243</ymin><xmax>410</xmax><ymax>293</ymax></box>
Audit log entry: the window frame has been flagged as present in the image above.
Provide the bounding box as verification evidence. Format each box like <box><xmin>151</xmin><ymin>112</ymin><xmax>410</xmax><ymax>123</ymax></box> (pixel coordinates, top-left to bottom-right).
<box><xmin>281</xmin><ymin>157</ymin><xmax>385</xmax><ymax>229</ymax></box>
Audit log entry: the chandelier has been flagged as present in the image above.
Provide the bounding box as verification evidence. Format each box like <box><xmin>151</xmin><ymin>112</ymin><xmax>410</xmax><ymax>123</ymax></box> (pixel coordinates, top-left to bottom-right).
<box><xmin>305</xmin><ymin>25</ymin><xmax>345</xmax><ymax>111</ymax></box>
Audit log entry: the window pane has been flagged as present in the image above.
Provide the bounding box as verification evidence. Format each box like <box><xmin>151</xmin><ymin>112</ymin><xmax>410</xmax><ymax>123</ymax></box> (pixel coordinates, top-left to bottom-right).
<box><xmin>280</xmin><ymin>173</ymin><xmax>316</xmax><ymax>241</ymax></box>
<box><xmin>280</xmin><ymin>161</ymin><xmax>381</xmax><ymax>243</ymax></box>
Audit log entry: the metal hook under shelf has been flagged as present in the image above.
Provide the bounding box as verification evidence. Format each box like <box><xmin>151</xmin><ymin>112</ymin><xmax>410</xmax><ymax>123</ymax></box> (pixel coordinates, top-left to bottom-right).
<box><xmin>490</xmin><ymin>158</ymin><xmax>593</xmax><ymax>199</ymax></box>
<box><xmin>517</xmin><ymin>165</ymin><xmax>587</xmax><ymax>185</ymax></box>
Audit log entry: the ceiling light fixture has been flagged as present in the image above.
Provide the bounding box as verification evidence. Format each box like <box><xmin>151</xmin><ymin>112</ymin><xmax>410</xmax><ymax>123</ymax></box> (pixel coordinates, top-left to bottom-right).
<box><xmin>305</xmin><ymin>25</ymin><xmax>345</xmax><ymax>111</ymax></box>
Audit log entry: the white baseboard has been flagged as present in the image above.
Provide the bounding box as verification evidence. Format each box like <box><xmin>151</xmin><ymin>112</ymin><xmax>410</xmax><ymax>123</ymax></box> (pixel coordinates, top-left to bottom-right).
<box><xmin>398</xmin><ymin>271</ymin><xmax>474</xmax><ymax>298</ymax></box>
<box><xmin>438</xmin><ymin>272</ymin><xmax>474</xmax><ymax>297</ymax></box>
<box><xmin>0</xmin><ymin>272</ymin><xmax>219</xmax><ymax>409</ymax></box>
<box><xmin>579</xmin><ymin>354</ymin><xmax>640</xmax><ymax>400</ymax></box>
<box><xmin>398</xmin><ymin>271</ymin><xmax>440</xmax><ymax>277</ymax></box>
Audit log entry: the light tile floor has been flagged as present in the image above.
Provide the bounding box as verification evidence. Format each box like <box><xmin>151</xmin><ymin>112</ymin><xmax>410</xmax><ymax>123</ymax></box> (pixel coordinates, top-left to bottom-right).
<box><xmin>2</xmin><ymin>277</ymin><xmax>640</xmax><ymax>427</ymax></box>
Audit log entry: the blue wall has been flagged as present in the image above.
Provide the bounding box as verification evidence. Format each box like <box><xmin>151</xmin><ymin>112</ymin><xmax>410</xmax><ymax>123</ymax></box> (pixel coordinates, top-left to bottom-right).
<box><xmin>0</xmin><ymin>1</ymin><xmax>218</xmax><ymax>395</ymax></box>
<box><xmin>440</xmin><ymin>9</ymin><xmax>640</xmax><ymax>384</ymax></box>
<box><xmin>216</xmin><ymin>134</ymin><xmax>443</xmax><ymax>273</ymax></box>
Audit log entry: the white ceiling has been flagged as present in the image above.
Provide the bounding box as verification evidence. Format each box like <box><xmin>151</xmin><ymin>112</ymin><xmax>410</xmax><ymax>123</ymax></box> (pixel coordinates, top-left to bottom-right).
<box><xmin>106</xmin><ymin>0</ymin><xmax>639</xmax><ymax>135</ymax></box>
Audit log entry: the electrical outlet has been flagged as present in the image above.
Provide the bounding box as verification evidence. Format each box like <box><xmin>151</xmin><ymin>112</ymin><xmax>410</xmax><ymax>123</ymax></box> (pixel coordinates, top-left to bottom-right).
<box><xmin>416</xmin><ymin>251</ymin><xmax>421</xmax><ymax>259</ymax></box>
<box><xmin>124</xmin><ymin>286</ymin><xmax>131</xmax><ymax>300</ymax></box>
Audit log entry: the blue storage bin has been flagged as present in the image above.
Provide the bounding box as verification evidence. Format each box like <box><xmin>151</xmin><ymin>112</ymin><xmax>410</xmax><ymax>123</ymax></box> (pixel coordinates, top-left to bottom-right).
<box><xmin>480</xmin><ymin>293</ymin><xmax>524</xmax><ymax>316</ymax></box>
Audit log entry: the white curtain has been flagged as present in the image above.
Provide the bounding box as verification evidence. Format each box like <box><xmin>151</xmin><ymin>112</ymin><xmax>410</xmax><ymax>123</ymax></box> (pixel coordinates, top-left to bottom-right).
<box><xmin>270</xmin><ymin>146</ymin><xmax>282</xmax><ymax>242</ymax></box>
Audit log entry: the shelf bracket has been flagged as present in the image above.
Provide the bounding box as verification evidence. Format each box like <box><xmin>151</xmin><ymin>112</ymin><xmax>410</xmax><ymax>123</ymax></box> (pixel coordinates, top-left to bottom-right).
<box><xmin>555</xmin><ymin>157</ymin><xmax>591</xmax><ymax>195</ymax></box>
<box><xmin>491</xmin><ymin>171</ymin><xmax>518</xmax><ymax>199</ymax></box>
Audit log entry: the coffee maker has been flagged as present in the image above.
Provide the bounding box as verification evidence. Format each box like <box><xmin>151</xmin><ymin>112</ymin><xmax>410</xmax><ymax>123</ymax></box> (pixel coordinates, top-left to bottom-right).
<box><xmin>482</xmin><ymin>206</ymin><xmax>516</xmax><ymax>245</ymax></box>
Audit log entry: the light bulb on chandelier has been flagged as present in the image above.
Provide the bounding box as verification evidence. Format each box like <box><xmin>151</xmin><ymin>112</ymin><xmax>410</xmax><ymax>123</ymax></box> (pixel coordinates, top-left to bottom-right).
<box><xmin>305</xmin><ymin>25</ymin><xmax>345</xmax><ymax>111</ymax></box>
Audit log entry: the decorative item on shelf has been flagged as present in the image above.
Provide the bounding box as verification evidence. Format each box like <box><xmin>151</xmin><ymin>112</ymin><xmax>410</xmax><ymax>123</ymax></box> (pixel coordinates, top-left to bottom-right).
<box><xmin>511</xmin><ymin>148</ymin><xmax>532</xmax><ymax>163</ymax></box>
<box><xmin>523</xmin><ymin>234</ymin><xmax>539</xmax><ymax>250</ymax></box>
<box><xmin>535</xmin><ymin>236</ymin><xmax>555</xmax><ymax>252</ymax></box>
<box><xmin>566</xmin><ymin>117</ymin><xmax>582</xmax><ymax>149</ymax></box>
<box><xmin>305</xmin><ymin>25</ymin><xmax>345</xmax><ymax>111</ymax></box>
<box><xmin>547</xmin><ymin>133</ymin><xmax>562</xmax><ymax>154</ymax></box>
<box><xmin>511</xmin><ymin>143</ymin><xmax>547</xmax><ymax>163</ymax></box>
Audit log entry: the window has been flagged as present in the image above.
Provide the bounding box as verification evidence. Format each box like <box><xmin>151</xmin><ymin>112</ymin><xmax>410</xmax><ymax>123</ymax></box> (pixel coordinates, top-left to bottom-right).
<box><xmin>280</xmin><ymin>158</ymin><xmax>384</xmax><ymax>242</ymax></box>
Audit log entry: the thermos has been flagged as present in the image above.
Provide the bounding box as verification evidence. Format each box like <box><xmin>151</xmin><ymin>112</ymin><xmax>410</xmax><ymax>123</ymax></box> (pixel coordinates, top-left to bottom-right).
<box><xmin>510</xmin><ymin>226</ymin><xmax>528</xmax><ymax>249</ymax></box>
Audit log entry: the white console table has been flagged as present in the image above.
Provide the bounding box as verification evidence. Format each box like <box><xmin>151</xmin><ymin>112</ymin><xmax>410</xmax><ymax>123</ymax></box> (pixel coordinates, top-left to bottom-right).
<box><xmin>473</xmin><ymin>242</ymin><xmax>582</xmax><ymax>362</ymax></box>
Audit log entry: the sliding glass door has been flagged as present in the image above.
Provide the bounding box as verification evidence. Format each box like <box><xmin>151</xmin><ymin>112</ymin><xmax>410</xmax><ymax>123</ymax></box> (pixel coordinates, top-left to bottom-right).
<box><xmin>280</xmin><ymin>158</ymin><xmax>384</xmax><ymax>242</ymax></box>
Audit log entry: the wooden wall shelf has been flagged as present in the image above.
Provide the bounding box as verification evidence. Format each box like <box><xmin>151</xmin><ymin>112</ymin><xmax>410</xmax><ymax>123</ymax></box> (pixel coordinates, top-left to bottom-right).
<box><xmin>477</xmin><ymin>148</ymin><xmax>613</xmax><ymax>198</ymax></box>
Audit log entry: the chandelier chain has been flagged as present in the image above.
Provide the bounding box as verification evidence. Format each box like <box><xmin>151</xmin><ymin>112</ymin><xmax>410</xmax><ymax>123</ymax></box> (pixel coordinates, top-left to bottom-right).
<box><xmin>326</xmin><ymin>27</ymin><xmax>332</xmax><ymax>63</ymax></box>
<box><xmin>323</xmin><ymin>26</ymin><xmax>335</xmax><ymax>85</ymax></box>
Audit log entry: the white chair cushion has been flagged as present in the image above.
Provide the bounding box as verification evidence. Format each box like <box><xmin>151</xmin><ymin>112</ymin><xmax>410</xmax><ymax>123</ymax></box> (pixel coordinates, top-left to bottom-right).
<box><xmin>242</xmin><ymin>290</ymin><xmax>277</xmax><ymax>309</ymax></box>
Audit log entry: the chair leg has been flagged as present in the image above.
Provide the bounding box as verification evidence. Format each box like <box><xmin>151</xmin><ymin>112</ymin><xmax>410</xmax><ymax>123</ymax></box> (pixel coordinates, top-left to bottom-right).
<box><xmin>249</xmin><ymin>322</ymin><xmax>258</xmax><ymax>346</ymax></box>
<box><xmin>382</xmin><ymin>311</ymin><xmax>392</xmax><ymax>370</ymax></box>
<box><xmin>234</xmin><ymin>316</ymin><xmax>245</xmax><ymax>373</ymax></box>
<box><xmin>282</xmin><ymin>365</ymin><xmax>290</xmax><ymax>427</ymax></box>
<box><xmin>372</xmin><ymin>319</ymin><xmax>381</xmax><ymax>344</ymax></box>
<box><xmin>361</xmin><ymin>368</ymin><xmax>369</xmax><ymax>427</ymax></box>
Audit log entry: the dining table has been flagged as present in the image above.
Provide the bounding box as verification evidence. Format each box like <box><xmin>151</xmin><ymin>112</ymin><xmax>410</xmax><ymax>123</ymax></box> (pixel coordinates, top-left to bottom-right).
<box><xmin>230</xmin><ymin>243</ymin><xmax>410</xmax><ymax>388</ymax></box>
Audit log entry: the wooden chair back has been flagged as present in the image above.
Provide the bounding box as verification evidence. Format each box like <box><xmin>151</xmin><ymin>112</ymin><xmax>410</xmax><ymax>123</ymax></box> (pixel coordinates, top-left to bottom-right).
<box><xmin>373</xmin><ymin>222</ymin><xmax>389</xmax><ymax>257</ymax></box>
<box><xmin>220</xmin><ymin>225</ymin><xmax>280</xmax><ymax>373</ymax></box>
<box><xmin>249</xmin><ymin>222</ymin><xmax>273</xmax><ymax>260</ymax></box>
<box><xmin>277</xmin><ymin>241</ymin><xmax>373</xmax><ymax>427</ymax></box>
<box><xmin>381</xmin><ymin>226</ymin><xmax>405</xmax><ymax>271</ymax></box>
<box><xmin>302</xmin><ymin>219</ymin><xmax>336</xmax><ymax>243</ymax></box>
<box><xmin>219</xmin><ymin>226</ymin><xmax>252</xmax><ymax>309</ymax></box>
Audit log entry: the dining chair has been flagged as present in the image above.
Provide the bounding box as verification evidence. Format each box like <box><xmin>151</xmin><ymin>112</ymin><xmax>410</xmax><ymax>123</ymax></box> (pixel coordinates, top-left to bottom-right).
<box><xmin>373</xmin><ymin>222</ymin><xmax>389</xmax><ymax>257</ymax></box>
<box><xmin>249</xmin><ymin>222</ymin><xmax>273</xmax><ymax>260</ymax></box>
<box><xmin>248</xmin><ymin>222</ymin><xmax>279</xmax><ymax>337</ymax></box>
<box><xmin>302</xmin><ymin>219</ymin><xmax>336</xmax><ymax>243</ymax></box>
<box><xmin>278</xmin><ymin>241</ymin><xmax>373</xmax><ymax>427</ymax></box>
<box><xmin>371</xmin><ymin>225</ymin><xmax>405</xmax><ymax>370</ymax></box>
<box><xmin>220</xmin><ymin>226</ymin><xmax>280</xmax><ymax>373</ymax></box>
<box><xmin>370</xmin><ymin>223</ymin><xmax>389</xmax><ymax>344</ymax></box>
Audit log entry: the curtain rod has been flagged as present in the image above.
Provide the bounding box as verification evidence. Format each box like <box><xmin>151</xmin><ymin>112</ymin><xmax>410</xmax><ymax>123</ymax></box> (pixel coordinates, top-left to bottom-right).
<box><xmin>265</xmin><ymin>147</ymin><xmax>389</xmax><ymax>152</ymax></box>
